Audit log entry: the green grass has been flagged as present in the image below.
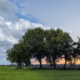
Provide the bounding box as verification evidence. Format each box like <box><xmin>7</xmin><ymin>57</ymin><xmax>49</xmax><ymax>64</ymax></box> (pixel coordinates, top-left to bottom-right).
<box><xmin>0</xmin><ymin>67</ymin><xmax>80</xmax><ymax>80</ymax></box>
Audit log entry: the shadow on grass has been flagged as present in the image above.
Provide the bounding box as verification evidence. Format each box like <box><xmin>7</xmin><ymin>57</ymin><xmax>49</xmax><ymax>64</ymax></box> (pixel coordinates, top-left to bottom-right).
<box><xmin>7</xmin><ymin>66</ymin><xmax>80</xmax><ymax>70</ymax></box>
<box><xmin>30</xmin><ymin>67</ymin><xmax>80</xmax><ymax>70</ymax></box>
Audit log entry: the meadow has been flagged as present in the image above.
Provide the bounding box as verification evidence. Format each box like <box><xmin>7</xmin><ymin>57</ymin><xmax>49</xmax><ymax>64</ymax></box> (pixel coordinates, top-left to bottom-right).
<box><xmin>0</xmin><ymin>67</ymin><xmax>80</xmax><ymax>80</ymax></box>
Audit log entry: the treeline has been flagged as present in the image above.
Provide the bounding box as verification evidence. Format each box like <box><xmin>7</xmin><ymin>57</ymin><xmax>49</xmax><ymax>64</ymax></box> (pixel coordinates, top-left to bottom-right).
<box><xmin>6</xmin><ymin>27</ymin><xmax>80</xmax><ymax>69</ymax></box>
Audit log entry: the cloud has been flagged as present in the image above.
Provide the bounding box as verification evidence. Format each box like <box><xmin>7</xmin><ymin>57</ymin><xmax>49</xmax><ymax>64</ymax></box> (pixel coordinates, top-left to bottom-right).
<box><xmin>0</xmin><ymin>14</ymin><xmax>73</xmax><ymax>64</ymax></box>
<box><xmin>0</xmin><ymin>16</ymin><xmax>52</xmax><ymax>64</ymax></box>
<box><xmin>0</xmin><ymin>0</ymin><xmax>77</xmax><ymax>65</ymax></box>
<box><xmin>0</xmin><ymin>0</ymin><xmax>19</xmax><ymax>22</ymax></box>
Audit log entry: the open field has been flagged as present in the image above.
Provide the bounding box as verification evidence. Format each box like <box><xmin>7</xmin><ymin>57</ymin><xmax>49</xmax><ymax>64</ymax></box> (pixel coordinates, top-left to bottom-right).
<box><xmin>0</xmin><ymin>67</ymin><xmax>80</xmax><ymax>80</ymax></box>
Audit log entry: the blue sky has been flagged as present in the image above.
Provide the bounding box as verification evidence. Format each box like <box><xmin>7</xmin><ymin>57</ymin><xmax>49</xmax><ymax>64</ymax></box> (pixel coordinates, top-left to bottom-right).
<box><xmin>11</xmin><ymin>0</ymin><xmax>80</xmax><ymax>41</ymax></box>
<box><xmin>0</xmin><ymin>0</ymin><xmax>80</xmax><ymax>65</ymax></box>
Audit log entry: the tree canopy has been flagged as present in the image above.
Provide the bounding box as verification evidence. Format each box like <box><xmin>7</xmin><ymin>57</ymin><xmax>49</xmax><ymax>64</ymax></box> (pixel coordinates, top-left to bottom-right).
<box><xmin>6</xmin><ymin>27</ymin><xmax>80</xmax><ymax>69</ymax></box>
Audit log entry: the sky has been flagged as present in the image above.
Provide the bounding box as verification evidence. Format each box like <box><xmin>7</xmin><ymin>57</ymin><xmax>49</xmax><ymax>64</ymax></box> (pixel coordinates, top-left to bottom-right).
<box><xmin>0</xmin><ymin>0</ymin><xmax>80</xmax><ymax>65</ymax></box>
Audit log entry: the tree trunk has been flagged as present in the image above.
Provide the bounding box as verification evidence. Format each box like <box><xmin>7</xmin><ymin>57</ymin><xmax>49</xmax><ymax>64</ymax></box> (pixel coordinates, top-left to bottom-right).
<box><xmin>17</xmin><ymin>61</ymin><xmax>21</xmax><ymax>68</ymax></box>
<box><xmin>53</xmin><ymin>57</ymin><xmax>56</xmax><ymax>69</ymax></box>
<box><xmin>26</xmin><ymin>63</ymin><xmax>27</xmax><ymax>67</ymax></box>
<box><xmin>54</xmin><ymin>60</ymin><xmax>56</xmax><ymax>69</ymax></box>
<box><xmin>26</xmin><ymin>63</ymin><xmax>28</xmax><ymax>67</ymax></box>
<box><xmin>74</xmin><ymin>58</ymin><xmax>75</xmax><ymax>66</ymax></box>
<box><xmin>21</xmin><ymin>61</ymin><xmax>23</xmax><ymax>68</ymax></box>
<box><xmin>39</xmin><ymin>59</ymin><xmax>42</xmax><ymax>69</ymax></box>
<box><xmin>19</xmin><ymin>62</ymin><xmax>21</xmax><ymax>68</ymax></box>
<box><xmin>64</xmin><ymin>59</ymin><xmax>67</xmax><ymax>70</ymax></box>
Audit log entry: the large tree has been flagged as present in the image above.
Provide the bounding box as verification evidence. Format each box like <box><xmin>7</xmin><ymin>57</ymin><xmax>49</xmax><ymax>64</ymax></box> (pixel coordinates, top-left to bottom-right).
<box><xmin>22</xmin><ymin>27</ymin><xmax>46</xmax><ymax>68</ymax></box>
<box><xmin>45</xmin><ymin>28</ymin><xmax>72</xmax><ymax>69</ymax></box>
<box><xmin>45</xmin><ymin>28</ymin><xmax>64</xmax><ymax>69</ymax></box>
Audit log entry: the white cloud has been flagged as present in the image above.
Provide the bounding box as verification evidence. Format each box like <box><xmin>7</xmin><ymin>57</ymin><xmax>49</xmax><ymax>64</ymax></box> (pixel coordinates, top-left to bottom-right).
<box><xmin>0</xmin><ymin>16</ymin><xmax>51</xmax><ymax>64</ymax></box>
<box><xmin>0</xmin><ymin>0</ymin><xmax>77</xmax><ymax>65</ymax></box>
<box><xmin>5</xmin><ymin>21</ymin><xmax>12</xmax><ymax>29</ymax></box>
<box><xmin>6</xmin><ymin>37</ymin><xmax>18</xmax><ymax>44</ymax></box>
<box><xmin>0</xmin><ymin>15</ymin><xmax>73</xmax><ymax>53</ymax></box>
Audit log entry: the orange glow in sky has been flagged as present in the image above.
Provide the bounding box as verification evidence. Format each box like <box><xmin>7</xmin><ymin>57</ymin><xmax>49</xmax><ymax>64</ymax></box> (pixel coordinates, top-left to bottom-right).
<box><xmin>31</xmin><ymin>58</ymin><xmax>80</xmax><ymax>65</ymax></box>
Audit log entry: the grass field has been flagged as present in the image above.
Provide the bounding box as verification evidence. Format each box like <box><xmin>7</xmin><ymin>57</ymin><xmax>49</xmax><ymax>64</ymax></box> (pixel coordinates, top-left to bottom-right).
<box><xmin>0</xmin><ymin>67</ymin><xmax>80</xmax><ymax>80</ymax></box>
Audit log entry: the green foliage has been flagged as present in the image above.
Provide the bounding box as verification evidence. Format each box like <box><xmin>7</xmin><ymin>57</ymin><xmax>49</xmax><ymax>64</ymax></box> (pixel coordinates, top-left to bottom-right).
<box><xmin>45</xmin><ymin>28</ymin><xmax>72</xmax><ymax>69</ymax></box>
<box><xmin>6</xmin><ymin>39</ymin><xmax>30</xmax><ymax>68</ymax></box>
<box><xmin>23</xmin><ymin>27</ymin><xmax>45</xmax><ymax>68</ymax></box>
<box><xmin>6</xmin><ymin>27</ymin><xmax>80</xmax><ymax>69</ymax></box>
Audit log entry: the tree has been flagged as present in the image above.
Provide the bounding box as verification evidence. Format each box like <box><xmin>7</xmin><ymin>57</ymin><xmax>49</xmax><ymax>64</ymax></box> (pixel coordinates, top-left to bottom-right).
<box><xmin>18</xmin><ymin>39</ymin><xmax>31</xmax><ymax>67</ymax></box>
<box><xmin>71</xmin><ymin>37</ymin><xmax>80</xmax><ymax>66</ymax></box>
<box><xmin>60</xmin><ymin>32</ymin><xmax>73</xmax><ymax>69</ymax></box>
<box><xmin>22</xmin><ymin>27</ymin><xmax>46</xmax><ymax>68</ymax></box>
<box><xmin>76</xmin><ymin>37</ymin><xmax>80</xmax><ymax>55</ymax></box>
<box><xmin>6</xmin><ymin>44</ymin><xmax>22</xmax><ymax>68</ymax></box>
<box><xmin>45</xmin><ymin>28</ymin><xmax>64</xmax><ymax>69</ymax></box>
<box><xmin>71</xmin><ymin>42</ymin><xmax>78</xmax><ymax>66</ymax></box>
<box><xmin>6</xmin><ymin>39</ymin><xmax>30</xmax><ymax>68</ymax></box>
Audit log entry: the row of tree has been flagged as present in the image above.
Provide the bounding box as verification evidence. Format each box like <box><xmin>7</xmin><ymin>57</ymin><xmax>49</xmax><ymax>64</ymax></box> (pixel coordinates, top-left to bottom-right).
<box><xmin>6</xmin><ymin>27</ymin><xmax>80</xmax><ymax>69</ymax></box>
